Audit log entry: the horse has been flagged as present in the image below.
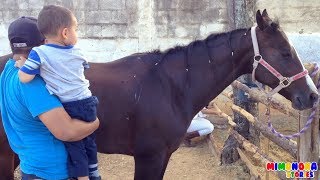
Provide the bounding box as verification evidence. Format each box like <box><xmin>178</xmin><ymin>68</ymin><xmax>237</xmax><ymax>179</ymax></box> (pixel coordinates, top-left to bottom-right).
<box><xmin>0</xmin><ymin>9</ymin><xmax>318</xmax><ymax>180</ymax></box>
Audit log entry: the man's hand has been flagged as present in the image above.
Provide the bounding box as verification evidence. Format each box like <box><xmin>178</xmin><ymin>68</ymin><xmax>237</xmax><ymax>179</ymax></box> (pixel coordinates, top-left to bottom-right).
<box><xmin>14</xmin><ymin>56</ymin><xmax>26</xmax><ymax>68</ymax></box>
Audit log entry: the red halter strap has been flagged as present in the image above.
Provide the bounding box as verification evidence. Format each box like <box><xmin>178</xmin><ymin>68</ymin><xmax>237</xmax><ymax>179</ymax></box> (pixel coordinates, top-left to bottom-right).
<box><xmin>250</xmin><ymin>26</ymin><xmax>308</xmax><ymax>98</ymax></box>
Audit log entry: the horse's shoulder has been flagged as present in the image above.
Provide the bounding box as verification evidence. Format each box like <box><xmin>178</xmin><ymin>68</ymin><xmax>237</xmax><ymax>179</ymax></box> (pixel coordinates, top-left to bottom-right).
<box><xmin>0</xmin><ymin>54</ymin><xmax>12</xmax><ymax>73</ymax></box>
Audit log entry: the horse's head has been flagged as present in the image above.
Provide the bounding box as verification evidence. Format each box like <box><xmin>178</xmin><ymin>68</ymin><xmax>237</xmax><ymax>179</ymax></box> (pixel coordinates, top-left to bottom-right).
<box><xmin>252</xmin><ymin>9</ymin><xmax>318</xmax><ymax>110</ymax></box>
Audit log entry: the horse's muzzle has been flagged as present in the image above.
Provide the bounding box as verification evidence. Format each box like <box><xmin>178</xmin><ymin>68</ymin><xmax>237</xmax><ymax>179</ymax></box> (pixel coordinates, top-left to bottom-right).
<box><xmin>292</xmin><ymin>92</ymin><xmax>319</xmax><ymax>110</ymax></box>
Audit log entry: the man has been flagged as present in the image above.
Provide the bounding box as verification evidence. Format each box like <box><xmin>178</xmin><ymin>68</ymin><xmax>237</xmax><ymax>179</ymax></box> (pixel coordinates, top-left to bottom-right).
<box><xmin>184</xmin><ymin>107</ymin><xmax>214</xmax><ymax>146</ymax></box>
<box><xmin>0</xmin><ymin>16</ymin><xmax>99</xmax><ymax>179</ymax></box>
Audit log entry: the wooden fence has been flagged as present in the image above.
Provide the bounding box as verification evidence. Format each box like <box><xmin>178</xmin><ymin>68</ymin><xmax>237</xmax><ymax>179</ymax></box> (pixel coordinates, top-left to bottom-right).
<box><xmin>204</xmin><ymin>63</ymin><xmax>319</xmax><ymax>180</ymax></box>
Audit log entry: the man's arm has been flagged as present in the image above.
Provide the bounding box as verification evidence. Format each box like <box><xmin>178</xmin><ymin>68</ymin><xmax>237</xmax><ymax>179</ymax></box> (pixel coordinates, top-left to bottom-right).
<box><xmin>20</xmin><ymin>72</ymin><xmax>99</xmax><ymax>142</ymax></box>
<box><xmin>38</xmin><ymin>107</ymin><xmax>99</xmax><ymax>142</ymax></box>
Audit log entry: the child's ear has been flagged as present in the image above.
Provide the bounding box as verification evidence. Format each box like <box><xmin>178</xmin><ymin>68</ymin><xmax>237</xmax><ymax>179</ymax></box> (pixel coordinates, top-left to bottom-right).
<box><xmin>61</xmin><ymin>28</ymin><xmax>68</xmax><ymax>39</ymax></box>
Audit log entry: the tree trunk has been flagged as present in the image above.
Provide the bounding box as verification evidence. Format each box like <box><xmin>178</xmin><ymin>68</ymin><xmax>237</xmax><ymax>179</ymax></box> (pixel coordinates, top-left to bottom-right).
<box><xmin>221</xmin><ymin>0</ymin><xmax>257</xmax><ymax>164</ymax></box>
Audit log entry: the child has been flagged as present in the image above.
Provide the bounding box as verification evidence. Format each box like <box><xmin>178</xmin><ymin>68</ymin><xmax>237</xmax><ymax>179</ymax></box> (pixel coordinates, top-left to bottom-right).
<box><xmin>17</xmin><ymin>5</ymin><xmax>101</xmax><ymax>180</ymax></box>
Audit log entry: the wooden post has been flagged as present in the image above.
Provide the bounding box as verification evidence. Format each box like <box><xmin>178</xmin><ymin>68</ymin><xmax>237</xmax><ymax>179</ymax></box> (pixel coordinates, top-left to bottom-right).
<box><xmin>298</xmin><ymin>64</ymin><xmax>319</xmax><ymax>179</ymax></box>
<box><xmin>232</xmin><ymin>130</ymin><xmax>288</xmax><ymax>180</ymax></box>
<box><xmin>237</xmin><ymin>148</ymin><xmax>261</xmax><ymax>180</ymax></box>
<box><xmin>230</xmin><ymin>0</ymin><xmax>259</xmax><ymax>145</ymax></box>
<box><xmin>207</xmin><ymin>134</ymin><xmax>220</xmax><ymax>158</ymax></box>
<box><xmin>221</xmin><ymin>0</ymin><xmax>258</xmax><ymax>165</ymax></box>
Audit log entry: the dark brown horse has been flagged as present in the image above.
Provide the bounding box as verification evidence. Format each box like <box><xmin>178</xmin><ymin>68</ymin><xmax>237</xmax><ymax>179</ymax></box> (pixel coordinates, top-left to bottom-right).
<box><xmin>0</xmin><ymin>10</ymin><xmax>318</xmax><ymax>180</ymax></box>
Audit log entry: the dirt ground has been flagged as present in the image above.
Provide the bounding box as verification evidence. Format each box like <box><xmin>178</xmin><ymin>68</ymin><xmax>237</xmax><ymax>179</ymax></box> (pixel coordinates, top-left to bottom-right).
<box><xmin>14</xmin><ymin>141</ymin><xmax>250</xmax><ymax>180</ymax></box>
<box><xmin>97</xmin><ymin>143</ymin><xmax>250</xmax><ymax>180</ymax></box>
<box><xmin>15</xmin><ymin>93</ymin><xmax>305</xmax><ymax>180</ymax></box>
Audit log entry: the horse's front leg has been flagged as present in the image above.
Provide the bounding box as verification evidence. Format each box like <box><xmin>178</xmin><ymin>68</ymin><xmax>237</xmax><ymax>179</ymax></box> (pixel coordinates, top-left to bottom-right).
<box><xmin>14</xmin><ymin>154</ymin><xmax>20</xmax><ymax>171</ymax></box>
<box><xmin>0</xmin><ymin>139</ymin><xmax>17</xmax><ymax>180</ymax></box>
<box><xmin>133</xmin><ymin>136</ymin><xmax>171</xmax><ymax>180</ymax></box>
<box><xmin>133</xmin><ymin>149</ymin><xmax>169</xmax><ymax>180</ymax></box>
<box><xmin>159</xmin><ymin>153</ymin><xmax>172</xmax><ymax>178</ymax></box>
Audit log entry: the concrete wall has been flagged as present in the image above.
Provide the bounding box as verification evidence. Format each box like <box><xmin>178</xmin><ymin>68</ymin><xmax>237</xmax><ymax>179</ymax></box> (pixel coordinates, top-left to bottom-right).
<box><xmin>0</xmin><ymin>0</ymin><xmax>320</xmax><ymax>62</ymax></box>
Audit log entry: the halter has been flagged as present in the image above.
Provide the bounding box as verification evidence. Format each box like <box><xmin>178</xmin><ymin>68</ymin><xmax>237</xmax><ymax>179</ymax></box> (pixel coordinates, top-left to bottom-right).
<box><xmin>250</xmin><ymin>26</ymin><xmax>314</xmax><ymax>140</ymax></box>
<box><xmin>250</xmin><ymin>26</ymin><xmax>308</xmax><ymax>98</ymax></box>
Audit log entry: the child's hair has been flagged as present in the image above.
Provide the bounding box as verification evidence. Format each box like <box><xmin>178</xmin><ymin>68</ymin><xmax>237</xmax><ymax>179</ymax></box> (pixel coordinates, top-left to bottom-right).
<box><xmin>37</xmin><ymin>5</ymin><xmax>74</xmax><ymax>37</ymax></box>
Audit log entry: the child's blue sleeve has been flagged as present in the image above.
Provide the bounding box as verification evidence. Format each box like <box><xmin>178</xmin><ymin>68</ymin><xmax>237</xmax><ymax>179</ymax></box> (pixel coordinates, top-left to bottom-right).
<box><xmin>20</xmin><ymin>50</ymin><xmax>41</xmax><ymax>75</ymax></box>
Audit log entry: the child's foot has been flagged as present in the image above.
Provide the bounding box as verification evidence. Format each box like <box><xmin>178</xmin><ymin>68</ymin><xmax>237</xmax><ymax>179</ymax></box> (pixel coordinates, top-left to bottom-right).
<box><xmin>89</xmin><ymin>176</ymin><xmax>101</xmax><ymax>180</ymax></box>
<box><xmin>78</xmin><ymin>176</ymin><xmax>89</xmax><ymax>180</ymax></box>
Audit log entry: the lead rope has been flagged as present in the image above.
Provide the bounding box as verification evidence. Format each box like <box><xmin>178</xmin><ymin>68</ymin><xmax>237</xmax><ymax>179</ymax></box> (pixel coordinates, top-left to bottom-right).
<box><xmin>266</xmin><ymin>63</ymin><xmax>320</xmax><ymax>139</ymax></box>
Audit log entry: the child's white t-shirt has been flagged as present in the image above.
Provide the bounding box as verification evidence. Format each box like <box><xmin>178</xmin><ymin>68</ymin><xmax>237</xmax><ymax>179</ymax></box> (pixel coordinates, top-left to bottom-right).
<box><xmin>20</xmin><ymin>44</ymin><xmax>92</xmax><ymax>102</ymax></box>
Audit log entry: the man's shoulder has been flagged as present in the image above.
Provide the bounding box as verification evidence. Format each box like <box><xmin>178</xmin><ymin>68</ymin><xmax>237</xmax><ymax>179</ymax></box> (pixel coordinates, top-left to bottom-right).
<box><xmin>19</xmin><ymin>74</ymin><xmax>62</xmax><ymax>116</ymax></box>
<box><xmin>0</xmin><ymin>59</ymin><xmax>17</xmax><ymax>90</ymax></box>
<box><xmin>21</xmin><ymin>75</ymin><xmax>46</xmax><ymax>87</ymax></box>
<box><xmin>1</xmin><ymin>59</ymin><xmax>16</xmax><ymax>76</ymax></box>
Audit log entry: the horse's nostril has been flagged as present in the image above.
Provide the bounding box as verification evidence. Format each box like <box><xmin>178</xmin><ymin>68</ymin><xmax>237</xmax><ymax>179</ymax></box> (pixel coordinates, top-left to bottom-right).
<box><xmin>310</xmin><ymin>92</ymin><xmax>319</xmax><ymax>103</ymax></box>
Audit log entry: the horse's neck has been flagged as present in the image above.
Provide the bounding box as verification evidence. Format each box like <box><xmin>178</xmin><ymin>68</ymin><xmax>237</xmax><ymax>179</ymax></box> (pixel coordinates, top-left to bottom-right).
<box><xmin>0</xmin><ymin>54</ymin><xmax>12</xmax><ymax>72</ymax></box>
<box><xmin>187</xmin><ymin>29</ymin><xmax>254</xmax><ymax>118</ymax></box>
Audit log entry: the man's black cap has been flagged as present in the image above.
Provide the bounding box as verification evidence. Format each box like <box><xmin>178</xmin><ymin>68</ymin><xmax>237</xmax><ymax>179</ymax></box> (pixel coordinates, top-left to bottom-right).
<box><xmin>8</xmin><ymin>16</ymin><xmax>45</xmax><ymax>48</ymax></box>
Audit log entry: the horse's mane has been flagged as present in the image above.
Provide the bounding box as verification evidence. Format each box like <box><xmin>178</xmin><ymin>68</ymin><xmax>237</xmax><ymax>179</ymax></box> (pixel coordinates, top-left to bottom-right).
<box><xmin>149</xmin><ymin>33</ymin><xmax>224</xmax><ymax>56</ymax></box>
<box><xmin>147</xmin><ymin>28</ymin><xmax>249</xmax><ymax>65</ymax></box>
<box><xmin>151</xmin><ymin>20</ymin><xmax>281</xmax><ymax>58</ymax></box>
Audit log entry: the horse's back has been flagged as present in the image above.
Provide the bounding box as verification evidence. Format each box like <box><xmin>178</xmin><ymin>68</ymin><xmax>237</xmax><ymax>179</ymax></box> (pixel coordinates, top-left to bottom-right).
<box><xmin>0</xmin><ymin>54</ymin><xmax>12</xmax><ymax>143</ymax></box>
<box><xmin>0</xmin><ymin>54</ymin><xmax>11</xmax><ymax>71</ymax></box>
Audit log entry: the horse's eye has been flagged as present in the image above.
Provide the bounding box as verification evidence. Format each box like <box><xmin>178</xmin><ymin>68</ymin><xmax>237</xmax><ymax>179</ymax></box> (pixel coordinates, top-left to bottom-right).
<box><xmin>282</xmin><ymin>53</ymin><xmax>291</xmax><ymax>58</ymax></box>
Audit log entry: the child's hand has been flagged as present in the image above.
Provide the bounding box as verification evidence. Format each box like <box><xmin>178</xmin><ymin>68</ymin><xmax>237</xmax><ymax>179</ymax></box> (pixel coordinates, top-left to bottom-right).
<box><xmin>15</xmin><ymin>56</ymin><xmax>27</xmax><ymax>68</ymax></box>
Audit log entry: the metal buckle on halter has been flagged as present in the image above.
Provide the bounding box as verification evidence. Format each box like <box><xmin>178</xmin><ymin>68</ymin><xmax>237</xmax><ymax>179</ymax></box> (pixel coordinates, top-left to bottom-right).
<box><xmin>253</xmin><ymin>55</ymin><xmax>262</xmax><ymax>68</ymax></box>
<box><xmin>279</xmin><ymin>77</ymin><xmax>291</xmax><ymax>87</ymax></box>
<box><xmin>254</xmin><ymin>55</ymin><xmax>262</xmax><ymax>61</ymax></box>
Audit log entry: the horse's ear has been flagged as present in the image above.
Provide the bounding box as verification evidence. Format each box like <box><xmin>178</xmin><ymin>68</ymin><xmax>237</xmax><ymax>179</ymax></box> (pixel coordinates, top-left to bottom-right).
<box><xmin>262</xmin><ymin>9</ymin><xmax>269</xmax><ymax>17</ymax></box>
<box><xmin>256</xmin><ymin>9</ymin><xmax>272</xmax><ymax>31</ymax></box>
<box><xmin>256</xmin><ymin>10</ymin><xmax>266</xmax><ymax>30</ymax></box>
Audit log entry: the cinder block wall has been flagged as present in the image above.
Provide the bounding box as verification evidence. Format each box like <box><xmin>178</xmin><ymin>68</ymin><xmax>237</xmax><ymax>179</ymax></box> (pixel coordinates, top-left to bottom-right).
<box><xmin>1</xmin><ymin>0</ymin><xmax>320</xmax><ymax>62</ymax></box>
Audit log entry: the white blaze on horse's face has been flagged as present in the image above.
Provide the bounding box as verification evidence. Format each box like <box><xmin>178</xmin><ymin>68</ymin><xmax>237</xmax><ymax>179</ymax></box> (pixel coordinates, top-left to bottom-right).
<box><xmin>291</xmin><ymin>45</ymin><xmax>318</xmax><ymax>95</ymax></box>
